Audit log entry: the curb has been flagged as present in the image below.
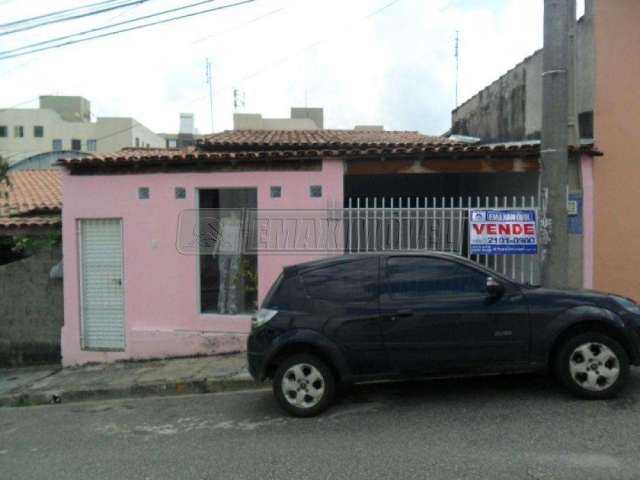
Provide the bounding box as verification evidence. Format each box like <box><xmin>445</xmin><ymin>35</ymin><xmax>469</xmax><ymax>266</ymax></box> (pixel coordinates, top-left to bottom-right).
<box><xmin>0</xmin><ymin>374</ymin><xmax>264</xmax><ymax>407</ymax></box>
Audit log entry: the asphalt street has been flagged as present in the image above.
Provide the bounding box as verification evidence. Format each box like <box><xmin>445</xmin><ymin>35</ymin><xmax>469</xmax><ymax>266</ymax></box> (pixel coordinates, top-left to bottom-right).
<box><xmin>2</xmin><ymin>371</ymin><xmax>640</xmax><ymax>480</ymax></box>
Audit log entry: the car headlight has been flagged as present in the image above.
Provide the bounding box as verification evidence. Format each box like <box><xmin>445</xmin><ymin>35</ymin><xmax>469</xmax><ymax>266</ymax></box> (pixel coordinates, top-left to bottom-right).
<box><xmin>612</xmin><ymin>296</ymin><xmax>640</xmax><ymax>314</ymax></box>
<box><xmin>252</xmin><ymin>308</ymin><xmax>278</xmax><ymax>329</ymax></box>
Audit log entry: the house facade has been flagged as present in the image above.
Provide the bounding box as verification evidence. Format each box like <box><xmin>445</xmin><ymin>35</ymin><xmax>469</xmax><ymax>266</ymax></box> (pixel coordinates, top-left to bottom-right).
<box><xmin>59</xmin><ymin>130</ymin><xmax>598</xmax><ymax>365</ymax></box>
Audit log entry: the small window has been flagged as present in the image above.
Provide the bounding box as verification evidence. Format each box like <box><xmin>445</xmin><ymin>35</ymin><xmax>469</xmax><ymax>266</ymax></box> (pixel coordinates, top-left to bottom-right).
<box><xmin>310</xmin><ymin>185</ymin><xmax>322</xmax><ymax>198</ymax></box>
<box><xmin>71</xmin><ymin>139</ymin><xmax>82</xmax><ymax>151</ymax></box>
<box><xmin>52</xmin><ymin>139</ymin><xmax>63</xmax><ymax>151</ymax></box>
<box><xmin>138</xmin><ymin>187</ymin><xmax>150</xmax><ymax>200</ymax></box>
<box><xmin>33</xmin><ymin>126</ymin><xmax>44</xmax><ymax>137</ymax></box>
<box><xmin>87</xmin><ymin>139</ymin><xmax>97</xmax><ymax>152</ymax></box>
<box><xmin>175</xmin><ymin>187</ymin><xmax>186</xmax><ymax>199</ymax></box>
<box><xmin>168</xmin><ymin>139</ymin><xmax>177</xmax><ymax>148</ymax></box>
<box><xmin>0</xmin><ymin>126</ymin><xmax>7</xmax><ymax>137</ymax></box>
<box><xmin>302</xmin><ymin>258</ymin><xmax>378</xmax><ymax>302</ymax></box>
<box><xmin>270</xmin><ymin>186</ymin><xmax>282</xmax><ymax>198</ymax></box>
<box><xmin>386</xmin><ymin>257</ymin><xmax>487</xmax><ymax>299</ymax></box>
<box><xmin>135</xmin><ymin>137</ymin><xmax>140</xmax><ymax>147</ymax></box>
<box><xmin>14</xmin><ymin>126</ymin><xmax>24</xmax><ymax>138</ymax></box>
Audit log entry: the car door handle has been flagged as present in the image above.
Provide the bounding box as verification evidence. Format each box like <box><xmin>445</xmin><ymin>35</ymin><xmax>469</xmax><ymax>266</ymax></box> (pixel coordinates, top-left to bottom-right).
<box><xmin>390</xmin><ymin>309</ymin><xmax>413</xmax><ymax>320</ymax></box>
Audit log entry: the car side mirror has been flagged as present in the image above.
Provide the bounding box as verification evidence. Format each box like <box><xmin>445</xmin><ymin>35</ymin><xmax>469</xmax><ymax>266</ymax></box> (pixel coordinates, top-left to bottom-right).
<box><xmin>486</xmin><ymin>277</ymin><xmax>505</xmax><ymax>298</ymax></box>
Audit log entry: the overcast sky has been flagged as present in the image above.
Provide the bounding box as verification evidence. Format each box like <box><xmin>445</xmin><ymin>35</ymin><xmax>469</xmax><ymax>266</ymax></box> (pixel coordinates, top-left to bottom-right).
<box><xmin>0</xmin><ymin>0</ymin><xmax>585</xmax><ymax>136</ymax></box>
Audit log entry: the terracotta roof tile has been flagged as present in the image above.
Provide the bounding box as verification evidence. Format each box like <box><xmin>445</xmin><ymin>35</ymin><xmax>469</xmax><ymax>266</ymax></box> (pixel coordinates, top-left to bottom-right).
<box><xmin>0</xmin><ymin>169</ymin><xmax>62</xmax><ymax>217</ymax></box>
<box><xmin>200</xmin><ymin>129</ymin><xmax>451</xmax><ymax>150</ymax></box>
<box><xmin>0</xmin><ymin>216</ymin><xmax>61</xmax><ymax>229</ymax></box>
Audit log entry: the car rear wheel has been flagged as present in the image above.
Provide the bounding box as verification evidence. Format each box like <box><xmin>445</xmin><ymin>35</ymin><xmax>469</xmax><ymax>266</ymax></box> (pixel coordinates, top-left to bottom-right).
<box><xmin>273</xmin><ymin>354</ymin><xmax>336</xmax><ymax>417</ymax></box>
<box><xmin>555</xmin><ymin>332</ymin><xmax>630</xmax><ymax>399</ymax></box>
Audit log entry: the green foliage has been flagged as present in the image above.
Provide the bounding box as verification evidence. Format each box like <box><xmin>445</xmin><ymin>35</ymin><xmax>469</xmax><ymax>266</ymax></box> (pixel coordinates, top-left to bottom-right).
<box><xmin>11</xmin><ymin>233</ymin><xmax>61</xmax><ymax>256</ymax></box>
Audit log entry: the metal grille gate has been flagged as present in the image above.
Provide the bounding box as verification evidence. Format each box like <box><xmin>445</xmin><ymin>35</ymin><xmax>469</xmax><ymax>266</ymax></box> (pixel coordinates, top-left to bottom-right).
<box><xmin>345</xmin><ymin>195</ymin><xmax>539</xmax><ymax>284</ymax></box>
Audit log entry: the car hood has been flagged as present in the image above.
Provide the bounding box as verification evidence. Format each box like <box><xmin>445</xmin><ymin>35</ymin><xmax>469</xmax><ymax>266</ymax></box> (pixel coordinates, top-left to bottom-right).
<box><xmin>522</xmin><ymin>286</ymin><xmax>614</xmax><ymax>307</ymax></box>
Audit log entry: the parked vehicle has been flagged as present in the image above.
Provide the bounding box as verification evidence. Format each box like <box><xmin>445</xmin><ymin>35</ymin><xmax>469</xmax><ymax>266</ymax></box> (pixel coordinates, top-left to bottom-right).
<box><xmin>247</xmin><ymin>253</ymin><xmax>640</xmax><ymax>417</ymax></box>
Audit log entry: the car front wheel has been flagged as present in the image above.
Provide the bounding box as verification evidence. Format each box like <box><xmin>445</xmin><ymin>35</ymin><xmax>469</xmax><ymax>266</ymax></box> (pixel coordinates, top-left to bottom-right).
<box><xmin>273</xmin><ymin>354</ymin><xmax>336</xmax><ymax>417</ymax></box>
<box><xmin>556</xmin><ymin>332</ymin><xmax>630</xmax><ymax>399</ymax></box>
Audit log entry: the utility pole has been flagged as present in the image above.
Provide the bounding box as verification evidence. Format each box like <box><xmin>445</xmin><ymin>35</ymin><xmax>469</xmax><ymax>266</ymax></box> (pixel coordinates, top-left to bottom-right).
<box><xmin>454</xmin><ymin>30</ymin><xmax>460</xmax><ymax>108</ymax></box>
<box><xmin>206</xmin><ymin>58</ymin><xmax>214</xmax><ymax>133</ymax></box>
<box><xmin>540</xmin><ymin>0</ymin><xmax>571</xmax><ymax>287</ymax></box>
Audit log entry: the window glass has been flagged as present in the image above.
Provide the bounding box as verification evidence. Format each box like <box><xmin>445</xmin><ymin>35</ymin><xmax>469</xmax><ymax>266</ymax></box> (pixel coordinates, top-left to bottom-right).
<box><xmin>0</xmin><ymin>126</ymin><xmax>6</xmax><ymax>137</ymax></box>
<box><xmin>386</xmin><ymin>257</ymin><xmax>486</xmax><ymax>299</ymax></box>
<box><xmin>302</xmin><ymin>258</ymin><xmax>378</xmax><ymax>302</ymax></box>
<box><xmin>34</xmin><ymin>126</ymin><xmax>44</xmax><ymax>137</ymax></box>
<box><xmin>52</xmin><ymin>139</ymin><xmax>63</xmax><ymax>151</ymax></box>
<box><xmin>71</xmin><ymin>139</ymin><xmax>81</xmax><ymax>151</ymax></box>
<box><xmin>199</xmin><ymin>188</ymin><xmax>257</xmax><ymax>314</ymax></box>
<box><xmin>14</xmin><ymin>126</ymin><xmax>24</xmax><ymax>138</ymax></box>
<box><xmin>87</xmin><ymin>139</ymin><xmax>97</xmax><ymax>152</ymax></box>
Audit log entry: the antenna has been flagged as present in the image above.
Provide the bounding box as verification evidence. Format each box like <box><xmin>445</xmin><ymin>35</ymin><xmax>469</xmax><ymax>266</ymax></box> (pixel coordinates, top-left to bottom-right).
<box><xmin>454</xmin><ymin>30</ymin><xmax>460</xmax><ymax>108</ymax></box>
<box><xmin>233</xmin><ymin>88</ymin><xmax>246</xmax><ymax>112</ymax></box>
<box><xmin>206</xmin><ymin>58</ymin><xmax>214</xmax><ymax>133</ymax></box>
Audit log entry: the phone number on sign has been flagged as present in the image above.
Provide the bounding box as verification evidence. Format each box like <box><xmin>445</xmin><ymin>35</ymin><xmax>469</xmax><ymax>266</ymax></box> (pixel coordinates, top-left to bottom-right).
<box><xmin>475</xmin><ymin>237</ymin><xmax>537</xmax><ymax>245</ymax></box>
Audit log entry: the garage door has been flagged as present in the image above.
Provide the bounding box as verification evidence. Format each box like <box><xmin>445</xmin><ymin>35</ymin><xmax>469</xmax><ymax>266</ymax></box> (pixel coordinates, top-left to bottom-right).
<box><xmin>79</xmin><ymin>219</ymin><xmax>125</xmax><ymax>350</ymax></box>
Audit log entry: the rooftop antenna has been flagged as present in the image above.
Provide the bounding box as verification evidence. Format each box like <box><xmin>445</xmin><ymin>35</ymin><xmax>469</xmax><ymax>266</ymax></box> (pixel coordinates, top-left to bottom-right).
<box><xmin>206</xmin><ymin>58</ymin><xmax>214</xmax><ymax>133</ymax></box>
<box><xmin>454</xmin><ymin>30</ymin><xmax>460</xmax><ymax>108</ymax></box>
<box><xmin>233</xmin><ymin>88</ymin><xmax>246</xmax><ymax>112</ymax></box>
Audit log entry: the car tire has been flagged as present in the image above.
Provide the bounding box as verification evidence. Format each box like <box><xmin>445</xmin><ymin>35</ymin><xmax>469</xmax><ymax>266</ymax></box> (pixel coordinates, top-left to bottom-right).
<box><xmin>555</xmin><ymin>332</ymin><xmax>630</xmax><ymax>400</ymax></box>
<box><xmin>273</xmin><ymin>354</ymin><xmax>336</xmax><ymax>417</ymax></box>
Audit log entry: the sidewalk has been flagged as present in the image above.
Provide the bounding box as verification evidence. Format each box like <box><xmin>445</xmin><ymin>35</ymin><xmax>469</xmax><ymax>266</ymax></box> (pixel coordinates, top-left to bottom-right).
<box><xmin>0</xmin><ymin>353</ymin><xmax>260</xmax><ymax>407</ymax></box>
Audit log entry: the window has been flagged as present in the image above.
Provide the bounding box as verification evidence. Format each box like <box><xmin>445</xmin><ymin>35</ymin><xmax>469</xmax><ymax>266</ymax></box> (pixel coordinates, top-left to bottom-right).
<box><xmin>138</xmin><ymin>187</ymin><xmax>150</xmax><ymax>200</ymax></box>
<box><xmin>14</xmin><ymin>126</ymin><xmax>24</xmax><ymax>138</ymax></box>
<box><xmin>34</xmin><ymin>126</ymin><xmax>44</xmax><ymax>137</ymax></box>
<box><xmin>302</xmin><ymin>258</ymin><xmax>378</xmax><ymax>303</ymax></box>
<box><xmin>52</xmin><ymin>139</ymin><xmax>63</xmax><ymax>151</ymax></box>
<box><xmin>71</xmin><ymin>139</ymin><xmax>82</xmax><ymax>151</ymax></box>
<box><xmin>87</xmin><ymin>139</ymin><xmax>97</xmax><ymax>152</ymax></box>
<box><xmin>386</xmin><ymin>257</ymin><xmax>487</xmax><ymax>299</ymax></box>
<box><xmin>135</xmin><ymin>137</ymin><xmax>140</xmax><ymax>147</ymax></box>
<box><xmin>0</xmin><ymin>126</ymin><xmax>6</xmax><ymax>137</ymax></box>
<box><xmin>175</xmin><ymin>187</ymin><xmax>186</xmax><ymax>199</ymax></box>
<box><xmin>168</xmin><ymin>139</ymin><xmax>177</xmax><ymax>148</ymax></box>
<box><xmin>310</xmin><ymin>185</ymin><xmax>322</xmax><ymax>198</ymax></box>
<box><xmin>199</xmin><ymin>188</ymin><xmax>257</xmax><ymax>314</ymax></box>
<box><xmin>270</xmin><ymin>186</ymin><xmax>282</xmax><ymax>198</ymax></box>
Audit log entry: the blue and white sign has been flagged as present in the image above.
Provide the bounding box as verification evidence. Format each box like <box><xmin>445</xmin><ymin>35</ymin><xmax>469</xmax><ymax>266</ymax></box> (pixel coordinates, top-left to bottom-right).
<box><xmin>469</xmin><ymin>209</ymin><xmax>538</xmax><ymax>255</ymax></box>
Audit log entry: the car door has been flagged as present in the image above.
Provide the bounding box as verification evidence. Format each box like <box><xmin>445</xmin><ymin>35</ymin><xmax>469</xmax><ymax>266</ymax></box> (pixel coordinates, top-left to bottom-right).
<box><xmin>300</xmin><ymin>257</ymin><xmax>390</xmax><ymax>377</ymax></box>
<box><xmin>380</xmin><ymin>256</ymin><xmax>530</xmax><ymax>374</ymax></box>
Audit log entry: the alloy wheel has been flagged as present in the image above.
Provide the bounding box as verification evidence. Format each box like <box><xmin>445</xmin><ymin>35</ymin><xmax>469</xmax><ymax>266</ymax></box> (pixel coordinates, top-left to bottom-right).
<box><xmin>281</xmin><ymin>363</ymin><xmax>325</xmax><ymax>409</ymax></box>
<box><xmin>569</xmin><ymin>342</ymin><xmax>620</xmax><ymax>392</ymax></box>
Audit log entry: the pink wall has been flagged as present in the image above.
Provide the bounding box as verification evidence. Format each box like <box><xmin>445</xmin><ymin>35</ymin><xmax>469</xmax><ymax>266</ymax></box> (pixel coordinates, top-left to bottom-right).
<box><xmin>61</xmin><ymin>159</ymin><xmax>344</xmax><ymax>365</ymax></box>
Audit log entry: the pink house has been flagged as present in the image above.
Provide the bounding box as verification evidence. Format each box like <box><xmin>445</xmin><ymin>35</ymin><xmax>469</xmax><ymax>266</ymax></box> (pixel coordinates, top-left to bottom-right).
<box><xmin>59</xmin><ymin>130</ymin><xmax>599</xmax><ymax>365</ymax></box>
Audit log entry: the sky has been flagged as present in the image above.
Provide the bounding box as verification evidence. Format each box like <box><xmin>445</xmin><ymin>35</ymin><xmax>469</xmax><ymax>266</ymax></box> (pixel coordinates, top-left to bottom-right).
<box><xmin>0</xmin><ymin>0</ymin><xmax>585</xmax><ymax>136</ymax></box>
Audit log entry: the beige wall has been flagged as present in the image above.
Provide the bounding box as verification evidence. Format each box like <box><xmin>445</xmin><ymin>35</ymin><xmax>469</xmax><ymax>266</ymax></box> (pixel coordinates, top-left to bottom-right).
<box><xmin>593</xmin><ymin>0</ymin><xmax>640</xmax><ymax>298</ymax></box>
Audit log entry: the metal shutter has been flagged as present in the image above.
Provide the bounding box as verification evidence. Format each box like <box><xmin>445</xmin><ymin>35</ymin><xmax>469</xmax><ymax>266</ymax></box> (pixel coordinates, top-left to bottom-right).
<box><xmin>79</xmin><ymin>219</ymin><xmax>125</xmax><ymax>350</ymax></box>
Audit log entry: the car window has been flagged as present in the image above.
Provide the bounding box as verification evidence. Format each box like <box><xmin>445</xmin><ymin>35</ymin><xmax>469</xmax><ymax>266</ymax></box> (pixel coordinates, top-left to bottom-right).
<box><xmin>302</xmin><ymin>258</ymin><xmax>378</xmax><ymax>302</ymax></box>
<box><xmin>386</xmin><ymin>257</ymin><xmax>487</xmax><ymax>299</ymax></box>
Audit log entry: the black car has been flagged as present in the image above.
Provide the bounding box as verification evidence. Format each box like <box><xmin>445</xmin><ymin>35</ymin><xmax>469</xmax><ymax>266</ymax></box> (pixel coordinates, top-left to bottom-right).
<box><xmin>247</xmin><ymin>253</ymin><xmax>640</xmax><ymax>417</ymax></box>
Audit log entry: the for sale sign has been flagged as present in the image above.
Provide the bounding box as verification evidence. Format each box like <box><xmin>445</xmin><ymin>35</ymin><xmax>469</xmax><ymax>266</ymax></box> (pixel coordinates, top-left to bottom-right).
<box><xmin>469</xmin><ymin>209</ymin><xmax>538</xmax><ymax>255</ymax></box>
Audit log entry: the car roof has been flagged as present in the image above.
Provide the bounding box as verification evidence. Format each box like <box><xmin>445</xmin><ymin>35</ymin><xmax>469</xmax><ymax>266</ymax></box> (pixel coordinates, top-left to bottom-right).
<box><xmin>284</xmin><ymin>252</ymin><xmax>472</xmax><ymax>274</ymax></box>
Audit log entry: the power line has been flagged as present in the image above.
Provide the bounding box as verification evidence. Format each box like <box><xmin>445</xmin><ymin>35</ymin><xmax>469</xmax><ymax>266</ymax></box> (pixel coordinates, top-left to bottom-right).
<box><xmin>1</xmin><ymin>0</ymin><xmax>125</xmax><ymax>28</ymax></box>
<box><xmin>0</xmin><ymin>0</ymin><xmax>248</xmax><ymax>59</ymax></box>
<box><xmin>0</xmin><ymin>0</ymin><xmax>152</xmax><ymax>37</ymax></box>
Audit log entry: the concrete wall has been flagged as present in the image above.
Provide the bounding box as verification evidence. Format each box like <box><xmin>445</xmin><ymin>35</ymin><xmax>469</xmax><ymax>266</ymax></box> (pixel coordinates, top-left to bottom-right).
<box><xmin>452</xmin><ymin>11</ymin><xmax>594</xmax><ymax>143</ymax></box>
<box><xmin>61</xmin><ymin>159</ymin><xmax>344</xmax><ymax>366</ymax></box>
<box><xmin>593</xmin><ymin>0</ymin><xmax>640</xmax><ymax>300</ymax></box>
<box><xmin>0</xmin><ymin>247</ymin><xmax>63</xmax><ymax>366</ymax></box>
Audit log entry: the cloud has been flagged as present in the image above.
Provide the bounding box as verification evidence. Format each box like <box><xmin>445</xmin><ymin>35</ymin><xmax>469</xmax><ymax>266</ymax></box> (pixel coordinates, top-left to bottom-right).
<box><xmin>0</xmin><ymin>0</ymin><xmax>544</xmax><ymax>136</ymax></box>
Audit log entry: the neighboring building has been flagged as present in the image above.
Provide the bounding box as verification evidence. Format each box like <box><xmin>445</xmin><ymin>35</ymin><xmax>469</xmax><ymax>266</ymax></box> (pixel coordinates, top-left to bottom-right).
<box><xmin>592</xmin><ymin>0</ymin><xmax>640</xmax><ymax>300</ymax></box>
<box><xmin>160</xmin><ymin>113</ymin><xmax>205</xmax><ymax>149</ymax></box>
<box><xmin>451</xmin><ymin>1</ymin><xmax>595</xmax><ymax>143</ymax></box>
<box><xmin>0</xmin><ymin>169</ymin><xmax>63</xmax><ymax>365</ymax></box>
<box><xmin>233</xmin><ymin>107</ymin><xmax>324</xmax><ymax>130</ymax></box>
<box><xmin>1</xmin><ymin>95</ymin><xmax>164</xmax><ymax>170</ymax></box>
<box><xmin>58</xmin><ymin>129</ymin><xmax>598</xmax><ymax>365</ymax></box>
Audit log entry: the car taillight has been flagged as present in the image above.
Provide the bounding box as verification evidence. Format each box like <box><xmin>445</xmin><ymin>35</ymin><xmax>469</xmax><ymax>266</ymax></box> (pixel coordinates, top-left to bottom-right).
<box><xmin>252</xmin><ymin>308</ymin><xmax>278</xmax><ymax>329</ymax></box>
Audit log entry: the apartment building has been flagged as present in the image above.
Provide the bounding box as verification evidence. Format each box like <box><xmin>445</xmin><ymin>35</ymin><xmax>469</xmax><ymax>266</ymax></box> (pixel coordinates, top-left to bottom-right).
<box><xmin>1</xmin><ymin>95</ymin><xmax>164</xmax><ymax>170</ymax></box>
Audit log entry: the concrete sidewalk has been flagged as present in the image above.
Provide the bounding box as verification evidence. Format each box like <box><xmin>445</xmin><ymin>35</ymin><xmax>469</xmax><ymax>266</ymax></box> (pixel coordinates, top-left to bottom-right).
<box><xmin>0</xmin><ymin>353</ymin><xmax>260</xmax><ymax>407</ymax></box>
